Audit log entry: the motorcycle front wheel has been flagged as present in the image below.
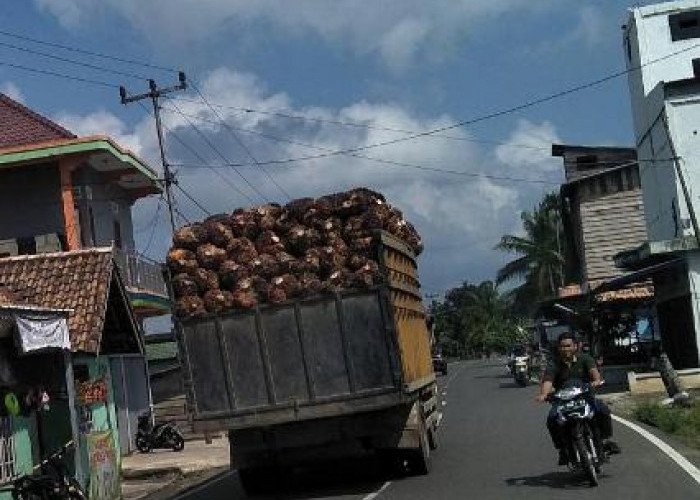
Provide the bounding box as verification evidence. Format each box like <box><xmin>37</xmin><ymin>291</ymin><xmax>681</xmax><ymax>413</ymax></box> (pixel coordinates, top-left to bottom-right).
<box><xmin>575</xmin><ymin>437</ymin><xmax>598</xmax><ymax>487</ymax></box>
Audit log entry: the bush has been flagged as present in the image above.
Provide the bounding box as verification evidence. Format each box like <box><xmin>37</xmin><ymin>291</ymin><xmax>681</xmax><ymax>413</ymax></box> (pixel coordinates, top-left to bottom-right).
<box><xmin>634</xmin><ymin>400</ymin><xmax>700</xmax><ymax>448</ymax></box>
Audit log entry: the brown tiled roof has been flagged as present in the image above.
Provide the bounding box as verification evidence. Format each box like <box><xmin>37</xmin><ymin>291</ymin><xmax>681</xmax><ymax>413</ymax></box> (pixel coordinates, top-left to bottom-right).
<box><xmin>0</xmin><ymin>93</ymin><xmax>75</xmax><ymax>149</ymax></box>
<box><xmin>0</xmin><ymin>248</ymin><xmax>114</xmax><ymax>353</ymax></box>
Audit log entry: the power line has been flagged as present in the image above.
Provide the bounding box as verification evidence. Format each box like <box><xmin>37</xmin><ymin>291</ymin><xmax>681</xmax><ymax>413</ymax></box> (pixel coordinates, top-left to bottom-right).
<box><xmin>175</xmin><ymin>207</ymin><xmax>191</xmax><ymax>226</ymax></box>
<box><xmin>189</xmin><ymin>83</ymin><xmax>292</xmax><ymax>200</ymax></box>
<box><xmin>161</xmin><ymin>107</ymin><xmax>558</xmax><ymax>183</ymax></box>
<box><xmin>175</xmin><ymin>39</ymin><xmax>700</xmax><ymax>165</ymax></box>
<box><xmin>135</xmin><ymin>100</ymin><xmax>256</xmax><ymax>205</ymax></box>
<box><xmin>140</xmin><ymin>198</ymin><xmax>163</xmax><ymax>255</ymax></box>
<box><xmin>174</xmin><ymin>183</ymin><xmax>212</xmax><ymax>217</ymax></box>
<box><xmin>0</xmin><ymin>58</ymin><xmax>116</xmax><ymax>88</ymax></box>
<box><xmin>0</xmin><ymin>39</ymin><xmax>150</xmax><ymax>81</ymax></box>
<box><xmin>169</xmin><ymin>96</ymin><xmax>553</xmax><ymax>152</ymax></box>
<box><xmin>0</xmin><ymin>28</ymin><xmax>178</xmax><ymax>73</ymax></box>
<box><xmin>166</xmin><ymin>98</ymin><xmax>271</xmax><ymax>203</ymax></box>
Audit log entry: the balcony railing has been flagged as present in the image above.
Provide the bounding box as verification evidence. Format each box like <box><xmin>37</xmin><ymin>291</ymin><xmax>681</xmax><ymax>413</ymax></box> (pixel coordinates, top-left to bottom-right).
<box><xmin>113</xmin><ymin>248</ymin><xmax>168</xmax><ymax>298</ymax></box>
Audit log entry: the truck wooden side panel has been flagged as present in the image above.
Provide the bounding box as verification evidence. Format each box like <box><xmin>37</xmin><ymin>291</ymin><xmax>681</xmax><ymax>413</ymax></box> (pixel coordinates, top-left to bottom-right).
<box><xmin>380</xmin><ymin>233</ymin><xmax>434</xmax><ymax>387</ymax></box>
<box><xmin>178</xmin><ymin>289</ymin><xmax>404</xmax><ymax>427</ymax></box>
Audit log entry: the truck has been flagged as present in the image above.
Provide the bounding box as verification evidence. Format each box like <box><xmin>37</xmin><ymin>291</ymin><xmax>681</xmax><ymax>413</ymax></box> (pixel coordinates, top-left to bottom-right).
<box><xmin>172</xmin><ymin>231</ymin><xmax>439</xmax><ymax>490</ymax></box>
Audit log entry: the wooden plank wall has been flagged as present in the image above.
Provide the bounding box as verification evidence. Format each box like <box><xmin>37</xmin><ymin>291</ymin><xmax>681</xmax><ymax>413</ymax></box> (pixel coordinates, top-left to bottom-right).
<box><xmin>580</xmin><ymin>188</ymin><xmax>647</xmax><ymax>282</ymax></box>
<box><xmin>382</xmin><ymin>245</ymin><xmax>434</xmax><ymax>385</ymax></box>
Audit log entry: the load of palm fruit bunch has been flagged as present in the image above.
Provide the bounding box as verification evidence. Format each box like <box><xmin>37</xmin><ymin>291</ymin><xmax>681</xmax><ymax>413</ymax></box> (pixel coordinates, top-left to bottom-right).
<box><xmin>168</xmin><ymin>187</ymin><xmax>423</xmax><ymax>318</ymax></box>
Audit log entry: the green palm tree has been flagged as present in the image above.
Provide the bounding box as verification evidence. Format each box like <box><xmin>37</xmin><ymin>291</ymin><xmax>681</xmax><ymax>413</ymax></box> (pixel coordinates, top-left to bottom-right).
<box><xmin>496</xmin><ymin>193</ymin><xmax>566</xmax><ymax>313</ymax></box>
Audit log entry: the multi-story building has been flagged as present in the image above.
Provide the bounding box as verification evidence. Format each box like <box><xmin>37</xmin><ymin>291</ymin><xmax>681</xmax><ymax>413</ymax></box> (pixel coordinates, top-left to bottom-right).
<box><xmin>0</xmin><ymin>93</ymin><xmax>170</xmax><ymax>320</ymax></box>
<box><xmin>621</xmin><ymin>0</ymin><xmax>700</xmax><ymax>368</ymax></box>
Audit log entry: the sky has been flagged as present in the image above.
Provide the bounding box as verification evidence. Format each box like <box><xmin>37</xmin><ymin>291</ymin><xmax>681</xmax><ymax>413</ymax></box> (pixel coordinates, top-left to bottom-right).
<box><xmin>0</xmin><ymin>1</ymin><xmax>655</xmax><ymax>297</ymax></box>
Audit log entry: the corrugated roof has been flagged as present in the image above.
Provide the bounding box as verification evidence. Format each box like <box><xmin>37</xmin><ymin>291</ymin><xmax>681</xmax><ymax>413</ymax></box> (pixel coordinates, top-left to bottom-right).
<box><xmin>0</xmin><ymin>248</ymin><xmax>115</xmax><ymax>353</ymax></box>
<box><xmin>0</xmin><ymin>93</ymin><xmax>75</xmax><ymax>149</ymax></box>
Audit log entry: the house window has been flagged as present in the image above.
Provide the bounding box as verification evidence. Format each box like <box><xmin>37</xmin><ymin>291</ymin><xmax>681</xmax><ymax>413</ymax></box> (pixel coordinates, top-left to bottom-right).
<box><xmin>0</xmin><ymin>417</ymin><xmax>16</xmax><ymax>483</ymax></box>
<box><xmin>669</xmin><ymin>11</ymin><xmax>700</xmax><ymax>41</ymax></box>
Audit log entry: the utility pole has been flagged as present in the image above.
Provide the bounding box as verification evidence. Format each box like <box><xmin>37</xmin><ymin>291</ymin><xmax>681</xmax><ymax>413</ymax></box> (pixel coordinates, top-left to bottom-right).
<box><xmin>119</xmin><ymin>72</ymin><xmax>187</xmax><ymax>234</ymax></box>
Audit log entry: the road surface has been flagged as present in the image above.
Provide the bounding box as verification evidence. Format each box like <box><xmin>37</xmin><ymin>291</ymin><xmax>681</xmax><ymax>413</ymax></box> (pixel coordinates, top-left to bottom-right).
<box><xmin>173</xmin><ymin>360</ymin><xmax>700</xmax><ymax>499</ymax></box>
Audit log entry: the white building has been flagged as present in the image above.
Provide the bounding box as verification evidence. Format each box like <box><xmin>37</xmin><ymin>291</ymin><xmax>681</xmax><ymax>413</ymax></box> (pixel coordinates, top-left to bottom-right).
<box><xmin>621</xmin><ymin>0</ymin><xmax>700</xmax><ymax>368</ymax></box>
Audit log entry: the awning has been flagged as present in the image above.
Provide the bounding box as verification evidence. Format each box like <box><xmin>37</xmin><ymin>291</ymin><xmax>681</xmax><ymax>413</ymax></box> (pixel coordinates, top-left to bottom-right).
<box><xmin>595</xmin><ymin>258</ymin><xmax>683</xmax><ymax>294</ymax></box>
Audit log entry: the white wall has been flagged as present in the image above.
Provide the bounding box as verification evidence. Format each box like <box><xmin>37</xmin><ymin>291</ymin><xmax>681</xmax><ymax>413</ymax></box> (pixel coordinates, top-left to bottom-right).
<box><xmin>684</xmin><ymin>252</ymin><xmax>700</xmax><ymax>361</ymax></box>
<box><xmin>626</xmin><ymin>1</ymin><xmax>700</xmax><ymax>141</ymax></box>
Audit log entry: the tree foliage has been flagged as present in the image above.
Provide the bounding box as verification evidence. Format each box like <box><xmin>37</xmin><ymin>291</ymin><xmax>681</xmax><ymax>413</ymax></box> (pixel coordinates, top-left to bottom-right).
<box><xmin>429</xmin><ymin>280</ymin><xmax>531</xmax><ymax>357</ymax></box>
<box><xmin>495</xmin><ymin>193</ymin><xmax>568</xmax><ymax>315</ymax></box>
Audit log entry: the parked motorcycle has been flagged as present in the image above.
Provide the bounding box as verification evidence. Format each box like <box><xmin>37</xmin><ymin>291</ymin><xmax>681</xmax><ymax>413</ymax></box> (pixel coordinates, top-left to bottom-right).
<box><xmin>12</xmin><ymin>441</ymin><xmax>87</xmax><ymax>500</ymax></box>
<box><xmin>512</xmin><ymin>355</ymin><xmax>530</xmax><ymax>387</ymax></box>
<box><xmin>136</xmin><ymin>411</ymin><xmax>185</xmax><ymax>453</ymax></box>
<box><xmin>548</xmin><ymin>381</ymin><xmax>605</xmax><ymax>487</ymax></box>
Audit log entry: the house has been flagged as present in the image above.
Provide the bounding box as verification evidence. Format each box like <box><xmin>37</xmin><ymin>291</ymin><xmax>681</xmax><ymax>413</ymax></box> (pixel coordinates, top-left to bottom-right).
<box><xmin>549</xmin><ymin>144</ymin><xmax>657</xmax><ymax>371</ymax></box>
<box><xmin>0</xmin><ymin>93</ymin><xmax>169</xmax><ymax>320</ymax></box>
<box><xmin>618</xmin><ymin>0</ymin><xmax>700</xmax><ymax>369</ymax></box>
<box><xmin>0</xmin><ymin>248</ymin><xmax>147</xmax><ymax>498</ymax></box>
<box><xmin>0</xmin><ymin>92</ymin><xmax>170</xmax><ymax>496</ymax></box>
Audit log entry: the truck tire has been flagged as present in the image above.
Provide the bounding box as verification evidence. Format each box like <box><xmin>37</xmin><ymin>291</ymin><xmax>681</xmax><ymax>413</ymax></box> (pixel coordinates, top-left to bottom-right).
<box><xmin>407</xmin><ymin>413</ymin><xmax>431</xmax><ymax>475</ymax></box>
<box><xmin>427</xmin><ymin>425</ymin><xmax>438</xmax><ymax>451</ymax></box>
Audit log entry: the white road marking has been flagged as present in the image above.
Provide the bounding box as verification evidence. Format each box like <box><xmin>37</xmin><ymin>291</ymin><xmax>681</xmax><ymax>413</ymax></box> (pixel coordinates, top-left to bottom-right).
<box><xmin>361</xmin><ymin>481</ymin><xmax>392</xmax><ymax>500</ymax></box>
<box><xmin>612</xmin><ymin>414</ymin><xmax>700</xmax><ymax>486</ymax></box>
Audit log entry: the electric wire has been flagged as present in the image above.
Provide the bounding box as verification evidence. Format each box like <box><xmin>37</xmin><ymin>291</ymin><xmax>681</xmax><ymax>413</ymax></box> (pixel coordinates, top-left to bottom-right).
<box><xmin>0</xmin><ymin>39</ymin><xmax>150</xmax><ymax>81</ymax></box>
<box><xmin>140</xmin><ymin>199</ymin><xmax>163</xmax><ymax>255</ymax></box>
<box><xmin>0</xmin><ymin>58</ymin><xmax>117</xmax><ymax>87</ymax></box>
<box><xmin>0</xmin><ymin>28</ymin><xmax>178</xmax><ymax>73</ymax></box>
<box><xmin>189</xmin><ymin>82</ymin><xmax>292</xmax><ymax>200</ymax></box>
<box><xmin>134</xmin><ymin>100</ymin><xmax>256</xmax><ymax>204</ymax></box>
<box><xmin>174</xmin><ymin>183</ymin><xmax>212</xmax><ymax>217</ymax></box>
<box><xmin>165</xmin><ymin>98</ymin><xmax>271</xmax><ymax>203</ymax></box>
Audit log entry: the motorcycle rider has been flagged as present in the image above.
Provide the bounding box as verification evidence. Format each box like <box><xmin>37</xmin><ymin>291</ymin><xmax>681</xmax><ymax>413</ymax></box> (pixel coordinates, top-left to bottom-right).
<box><xmin>535</xmin><ymin>332</ymin><xmax>619</xmax><ymax>465</ymax></box>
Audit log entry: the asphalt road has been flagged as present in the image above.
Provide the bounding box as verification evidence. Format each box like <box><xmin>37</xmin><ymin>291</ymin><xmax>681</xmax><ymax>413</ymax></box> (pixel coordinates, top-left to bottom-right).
<box><xmin>173</xmin><ymin>360</ymin><xmax>700</xmax><ymax>500</ymax></box>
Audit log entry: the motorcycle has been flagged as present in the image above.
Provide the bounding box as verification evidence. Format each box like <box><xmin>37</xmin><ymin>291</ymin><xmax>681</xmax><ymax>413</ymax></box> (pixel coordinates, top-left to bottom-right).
<box><xmin>136</xmin><ymin>411</ymin><xmax>185</xmax><ymax>453</ymax></box>
<box><xmin>548</xmin><ymin>381</ymin><xmax>605</xmax><ymax>487</ymax></box>
<box><xmin>12</xmin><ymin>441</ymin><xmax>87</xmax><ymax>500</ymax></box>
<box><xmin>513</xmin><ymin>355</ymin><xmax>530</xmax><ymax>387</ymax></box>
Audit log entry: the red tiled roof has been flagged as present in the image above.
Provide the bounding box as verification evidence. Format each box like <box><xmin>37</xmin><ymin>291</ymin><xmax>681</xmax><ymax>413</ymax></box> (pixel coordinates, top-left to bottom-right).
<box><xmin>0</xmin><ymin>93</ymin><xmax>75</xmax><ymax>149</ymax></box>
<box><xmin>0</xmin><ymin>248</ymin><xmax>116</xmax><ymax>353</ymax></box>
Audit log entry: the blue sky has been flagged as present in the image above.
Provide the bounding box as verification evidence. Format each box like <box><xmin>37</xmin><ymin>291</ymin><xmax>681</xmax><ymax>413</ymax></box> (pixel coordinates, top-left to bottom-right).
<box><xmin>0</xmin><ymin>1</ymin><xmax>653</xmax><ymax>296</ymax></box>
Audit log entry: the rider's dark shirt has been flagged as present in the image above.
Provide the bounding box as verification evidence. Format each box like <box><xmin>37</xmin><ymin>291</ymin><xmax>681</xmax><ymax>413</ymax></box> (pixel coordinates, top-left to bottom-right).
<box><xmin>543</xmin><ymin>353</ymin><xmax>596</xmax><ymax>390</ymax></box>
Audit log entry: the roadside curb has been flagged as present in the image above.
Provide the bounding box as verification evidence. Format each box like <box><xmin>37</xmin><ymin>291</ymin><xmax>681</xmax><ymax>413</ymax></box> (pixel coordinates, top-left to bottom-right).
<box><xmin>611</xmin><ymin>413</ymin><xmax>700</xmax><ymax>486</ymax></box>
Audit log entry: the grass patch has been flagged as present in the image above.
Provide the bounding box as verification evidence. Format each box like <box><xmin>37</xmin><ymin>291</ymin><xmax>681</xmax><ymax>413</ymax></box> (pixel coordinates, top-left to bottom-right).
<box><xmin>633</xmin><ymin>400</ymin><xmax>700</xmax><ymax>449</ymax></box>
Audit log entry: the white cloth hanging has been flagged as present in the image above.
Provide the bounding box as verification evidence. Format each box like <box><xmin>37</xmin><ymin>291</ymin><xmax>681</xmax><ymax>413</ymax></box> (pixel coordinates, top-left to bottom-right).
<box><xmin>13</xmin><ymin>312</ymin><xmax>70</xmax><ymax>353</ymax></box>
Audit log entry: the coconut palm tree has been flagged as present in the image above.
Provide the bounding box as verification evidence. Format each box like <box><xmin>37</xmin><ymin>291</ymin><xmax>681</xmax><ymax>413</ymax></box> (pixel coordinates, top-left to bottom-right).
<box><xmin>496</xmin><ymin>193</ymin><xmax>566</xmax><ymax>314</ymax></box>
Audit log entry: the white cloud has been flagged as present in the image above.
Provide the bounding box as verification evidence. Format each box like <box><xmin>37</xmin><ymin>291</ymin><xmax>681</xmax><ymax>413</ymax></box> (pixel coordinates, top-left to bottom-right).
<box><xmin>34</xmin><ymin>0</ymin><xmax>553</xmax><ymax>71</ymax></box>
<box><xmin>495</xmin><ymin>119</ymin><xmax>562</xmax><ymax>174</ymax></box>
<box><xmin>0</xmin><ymin>82</ymin><xmax>26</xmax><ymax>104</ymax></box>
<box><xmin>571</xmin><ymin>6</ymin><xmax>609</xmax><ymax>49</ymax></box>
<box><xmin>34</xmin><ymin>0</ymin><xmax>85</xmax><ymax>28</ymax></box>
<box><xmin>54</xmin><ymin>109</ymin><xmax>156</xmax><ymax>159</ymax></box>
<box><xmin>55</xmin><ymin>66</ymin><xmax>558</xmax><ymax>290</ymax></box>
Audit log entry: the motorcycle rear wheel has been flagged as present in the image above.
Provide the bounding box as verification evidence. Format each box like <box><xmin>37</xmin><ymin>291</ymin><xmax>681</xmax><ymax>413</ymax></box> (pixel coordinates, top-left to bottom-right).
<box><xmin>171</xmin><ymin>433</ymin><xmax>185</xmax><ymax>452</ymax></box>
<box><xmin>575</xmin><ymin>437</ymin><xmax>598</xmax><ymax>487</ymax></box>
<box><xmin>136</xmin><ymin>436</ymin><xmax>152</xmax><ymax>454</ymax></box>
